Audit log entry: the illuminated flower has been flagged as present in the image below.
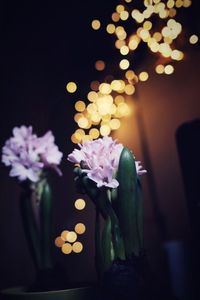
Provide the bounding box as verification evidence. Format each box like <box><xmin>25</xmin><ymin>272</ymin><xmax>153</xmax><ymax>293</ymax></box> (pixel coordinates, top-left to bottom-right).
<box><xmin>2</xmin><ymin>126</ymin><xmax>63</xmax><ymax>182</ymax></box>
<box><xmin>34</xmin><ymin>131</ymin><xmax>63</xmax><ymax>176</ymax></box>
<box><xmin>87</xmin><ymin>164</ymin><xmax>119</xmax><ymax>188</ymax></box>
<box><xmin>68</xmin><ymin>136</ymin><xmax>146</xmax><ymax>188</ymax></box>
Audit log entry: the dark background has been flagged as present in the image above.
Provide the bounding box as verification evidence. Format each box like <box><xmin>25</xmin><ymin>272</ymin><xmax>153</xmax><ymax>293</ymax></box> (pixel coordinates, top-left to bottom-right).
<box><xmin>1</xmin><ymin>0</ymin><xmax>200</xmax><ymax>296</ymax></box>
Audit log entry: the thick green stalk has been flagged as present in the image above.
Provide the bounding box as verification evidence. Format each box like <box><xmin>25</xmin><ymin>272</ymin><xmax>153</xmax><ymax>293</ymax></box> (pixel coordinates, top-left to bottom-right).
<box><xmin>104</xmin><ymin>190</ymin><xmax>125</xmax><ymax>260</ymax></box>
<box><xmin>20</xmin><ymin>177</ymin><xmax>53</xmax><ymax>272</ymax></box>
<box><xmin>40</xmin><ymin>179</ymin><xmax>53</xmax><ymax>270</ymax></box>
<box><xmin>95</xmin><ymin>209</ymin><xmax>104</xmax><ymax>279</ymax></box>
<box><xmin>20</xmin><ymin>189</ymin><xmax>42</xmax><ymax>270</ymax></box>
<box><xmin>75</xmin><ymin>168</ymin><xmax>126</xmax><ymax>272</ymax></box>
<box><xmin>116</xmin><ymin>147</ymin><xmax>140</xmax><ymax>257</ymax></box>
<box><xmin>82</xmin><ymin>175</ymin><xmax>108</xmax><ymax>219</ymax></box>
<box><xmin>101</xmin><ymin>216</ymin><xmax>112</xmax><ymax>271</ymax></box>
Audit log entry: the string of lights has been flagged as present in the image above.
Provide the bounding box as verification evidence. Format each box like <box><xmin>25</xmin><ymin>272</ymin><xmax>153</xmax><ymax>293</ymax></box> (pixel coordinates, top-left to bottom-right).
<box><xmin>66</xmin><ymin>0</ymin><xmax>197</xmax><ymax>145</ymax></box>
<box><xmin>55</xmin><ymin>198</ymin><xmax>86</xmax><ymax>254</ymax></box>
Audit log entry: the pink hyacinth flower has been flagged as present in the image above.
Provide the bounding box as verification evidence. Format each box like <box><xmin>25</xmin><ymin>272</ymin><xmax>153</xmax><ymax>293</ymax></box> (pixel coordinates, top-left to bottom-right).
<box><xmin>2</xmin><ymin>126</ymin><xmax>63</xmax><ymax>183</ymax></box>
<box><xmin>67</xmin><ymin>136</ymin><xmax>146</xmax><ymax>189</ymax></box>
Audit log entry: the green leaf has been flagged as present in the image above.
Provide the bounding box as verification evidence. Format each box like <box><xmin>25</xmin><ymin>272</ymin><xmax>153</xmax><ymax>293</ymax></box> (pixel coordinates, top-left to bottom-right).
<box><xmin>20</xmin><ymin>190</ymin><xmax>42</xmax><ymax>270</ymax></box>
<box><xmin>104</xmin><ymin>191</ymin><xmax>125</xmax><ymax>260</ymax></box>
<box><xmin>40</xmin><ymin>180</ymin><xmax>53</xmax><ymax>270</ymax></box>
<box><xmin>81</xmin><ymin>176</ymin><xmax>110</xmax><ymax>219</ymax></box>
<box><xmin>116</xmin><ymin>147</ymin><xmax>140</xmax><ymax>257</ymax></box>
<box><xmin>94</xmin><ymin>210</ymin><xmax>104</xmax><ymax>279</ymax></box>
<box><xmin>101</xmin><ymin>216</ymin><xmax>112</xmax><ymax>271</ymax></box>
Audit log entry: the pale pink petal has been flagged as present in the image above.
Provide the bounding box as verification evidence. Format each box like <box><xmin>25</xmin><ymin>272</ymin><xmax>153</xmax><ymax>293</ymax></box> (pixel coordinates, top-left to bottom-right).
<box><xmin>67</xmin><ymin>149</ymin><xmax>85</xmax><ymax>163</ymax></box>
<box><xmin>2</xmin><ymin>126</ymin><xmax>63</xmax><ymax>183</ymax></box>
<box><xmin>104</xmin><ymin>178</ymin><xmax>119</xmax><ymax>188</ymax></box>
<box><xmin>9</xmin><ymin>163</ymin><xmax>40</xmax><ymax>182</ymax></box>
<box><xmin>135</xmin><ymin>161</ymin><xmax>147</xmax><ymax>176</ymax></box>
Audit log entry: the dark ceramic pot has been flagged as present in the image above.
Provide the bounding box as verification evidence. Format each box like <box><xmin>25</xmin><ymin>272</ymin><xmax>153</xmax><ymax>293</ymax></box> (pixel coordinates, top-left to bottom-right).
<box><xmin>101</xmin><ymin>253</ymin><xmax>156</xmax><ymax>300</ymax></box>
<box><xmin>101</xmin><ymin>254</ymin><xmax>178</xmax><ymax>300</ymax></box>
<box><xmin>0</xmin><ymin>286</ymin><xmax>97</xmax><ymax>300</ymax></box>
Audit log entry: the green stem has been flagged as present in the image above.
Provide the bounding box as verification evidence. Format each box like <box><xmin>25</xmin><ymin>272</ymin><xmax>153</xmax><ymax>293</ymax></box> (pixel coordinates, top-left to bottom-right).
<box><xmin>40</xmin><ymin>179</ymin><xmax>53</xmax><ymax>270</ymax></box>
<box><xmin>104</xmin><ymin>189</ymin><xmax>125</xmax><ymax>260</ymax></box>
<box><xmin>20</xmin><ymin>178</ymin><xmax>53</xmax><ymax>272</ymax></box>
<box><xmin>20</xmin><ymin>189</ymin><xmax>42</xmax><ymax>270</ymax></box>
<box><xmin>116</xmin><ymin>147</ymin><xmax>141</xmax><ymax>258</ymax></box>
<box><xmin>101</xmin><ymin>216</ymin><xmax>112</xmax><ymax>271</ymax></box>
<box><xmin>95</xmin><ymin>209</ymin><xmax>104</xmax><ymax>279</ymax></box>
<box><xmin>82</xmin><ymin>176</ymin><xmax>108</xmax><ymax>219</ymax></box>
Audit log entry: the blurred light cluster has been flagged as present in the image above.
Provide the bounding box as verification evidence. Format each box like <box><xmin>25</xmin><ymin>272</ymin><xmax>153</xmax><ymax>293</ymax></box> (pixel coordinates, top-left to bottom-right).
<box><xmin>55</xmin><ymin>227</ymin><xmax>84</xmax><ymax>254</ymax></box>
<box><xmin>104</xmin><ymin>0</ymin><xmax>196</xmax><ymax>76</ymax></box>
<box><xmin>55</xmin><ymin>198</ymin><xmax>86</xmax><ymax>254</ymax></box>
<box><xmin>66</xmin><ymin>0</ymin><xmax>197</xmax><ymax>143</ymax></box>
<box><xmin>71</xmin><ymin>80</ymin><xmax>134</xmax><ymax>143</ymax></box>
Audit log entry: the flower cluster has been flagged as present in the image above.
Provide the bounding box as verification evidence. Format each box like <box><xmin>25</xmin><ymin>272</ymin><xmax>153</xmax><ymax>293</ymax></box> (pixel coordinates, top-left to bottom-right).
<box><xmin>68</xmin><ymin>136</ymin><xmax>146</xmax><ymax>188</ymax></box>
<box><xmin>2</xmin><ymin>126</ymin><xmax>63</xmax><ymax>182</ymax></box>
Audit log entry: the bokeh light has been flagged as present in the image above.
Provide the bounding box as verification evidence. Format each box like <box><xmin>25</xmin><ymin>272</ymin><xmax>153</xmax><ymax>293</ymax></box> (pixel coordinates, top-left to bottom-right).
<box><xmin>124</xmin><ymin>84</ymin><xmax>135</xmax><ymax>95</ymax></box>
<box><xmin>95</xmin><ymin>60</ymin><xmax>106</xmax><ymax>71</ymax></box>
<box><xmin>139</xmin><ymin>71</ymin><xmax>149</xmax><ymax>81</ymax></box>
<box><xmin>75</xmin><ymin>101</ymin><xmax>86</xmax><ymax>112</ymax></box>
<box><xmin>183</xmin><ymin>0</ymin><xmax>192</xmax><ymax>7</ymax></box>
<box><xmin>100</xmin><ymin>124</ymin><xmax>111</xmax><ymax>136</ymax></box>
<box><xmin>55</xmin><ymin>236</ymin><xmax>65</xmax><ymax>248</ymax></box>
<box><xmin>71</xmin><ymin>134</ymin><xmax>79</xmax><ymax>144</ymax></box>
<box><xmin>167</xmin><ymin>0</ymin><xmax>175</xmax><ymax>9</ymax></box>
<box><xmin>128</xmin><ymin>35</ymin><xmax>140</xmax><ymax>50</ymax></box>
<box><xmin>91</xmin><ymin>19</ymin><xmax>101</xmax><ymax>30</ymax></box>
<box><xmin>99</xmin><ymin>83</ymin><xmax>112</xmax><ymax>94</ymax></box>
<box><xmin>78</xmin><ymin>117</ymin><xmax>89</xmax><ymax>129</ymax></box>
<box><xmin>87</xmin><ymin>91</ymin><xmax>98</xmax><ymax>102</ymax></box>
<box><xmin>125</xmin><ymin>70</ymin><xmax>136</xmax><ymax>80</ymax></box>
<box><xmin>75</xmin><ymin>198</ymin><xmax>86</xmax><ymax>210</ymax></box>
<box><xmin>120</xmin><ymin>45</ymin><xmax>129</xmax><ymax>55</ymax></box>
<box><xmin>119</xmin><ymin>59</ymin><xmax>130</xmax><ymax>70</ymax></box>
<box><xmin>189</xmin><ymin>34</ymin><xmax>198</xmax><ymax>44</ymax></box>
<box><xmin>106</xmin><ymin>24</ymin><xmax>116</xmax><ymax>34</ymax></box>
<box><xmin>114</xmin><ymin>95</ymin><xmax>125</xmax><ymax>105</ymax></box>
<box><xmin>155</xmin><ymin>64</ymin><xmax>165</xmax><ymax>74</ymax></box>
<box><xmin>109</xmin><ymin>119</ymin><xmax>121</xmax><ymax>130</ymax></box>
<box><xmin>164</xmin><ymin>64</ymin><xmax>174</xmax><ymax>74</ymax></box>
<box><xmin>89</xmin><ymin>128</ymin><xmax>100</xmax><ymax>139</ymax></box>
<box><xmin>90</xmin><ymin>81</ymin><xmax>100</xmax><ymax>91</ymax></box>
<box><xmin>72</xmin><ymin>242</ymin><xmax>83</xmax><ymax>253</ymax></box>
<box><xmin>116</xmin><ymin>5</ymin><xmax>125</xmax><ymax>13</ymax></box>
<box><xmin>62</xmin><ymin>243</ymin><xmax>72</xmax><ymax>255</ymax></box>
<box><xmin>75</xmin><ymin>223</ymin><xmax>86</xmax><ymax>234</ymax></box>
<box><xmin>143</xmin><ymin>20</ymin><xmax>152</xmax><ymax>30</ymax></box>
<box><xmin>66</xmin><ymin>231</ymin><xmax>77</xmax><ymax>243</ymax></box>
<box><xmin>66</xmin><ymin>82</ymin><xmax>77</xmax><ymax>93</ymax></box>
<box><xmin>120</xmin><ymin>11</ymin><xmax>129</xmax><ymax>21</ymax></box>
<box><xmin>112</xmin><ymin>12</ymin><xmax>120</xmax><ymax>22</ymax></box>
<box><xmin>61</xmin><ymin>230</ymin><xmax>69</xmax><ymax>241</ymax></box>
<box><xmin>115</xmin><ymin>39</ymin><xmax>126</xmax><ymax>49</ymax></box>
